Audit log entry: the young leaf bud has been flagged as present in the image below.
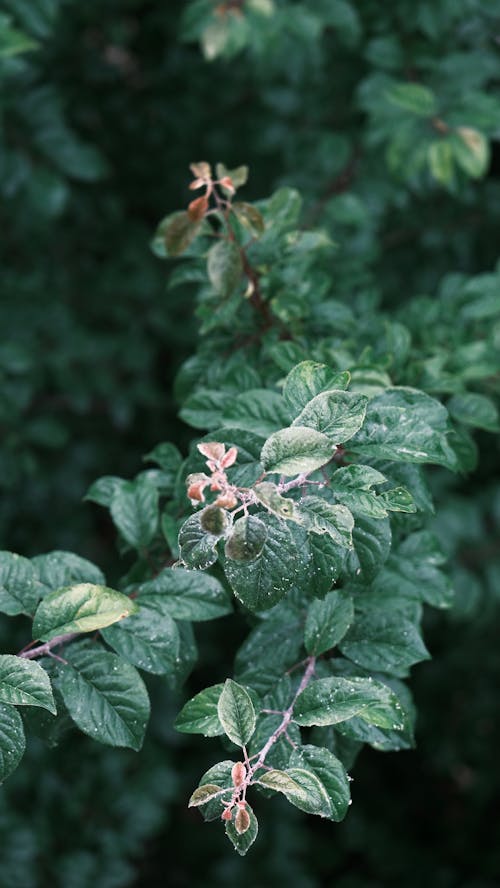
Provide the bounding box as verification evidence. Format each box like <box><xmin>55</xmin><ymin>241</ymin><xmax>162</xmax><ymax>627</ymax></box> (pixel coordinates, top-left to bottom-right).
<box><xmin>197</xmin><ymin>441</ymin><xmax>226</xmax><ymax>463</ymax></box>
<box><xmin>214</xmin><ymin>492</ymin><xmax>238</xmax><ymax>510</ymax></box>
<box><xmin>186</xmin><ymin>472</ymin><xmax>209</xmax><ymax>504</ymax></box>
<box><xmin>235</xmin><ymin>805</ymin><xmax>251</xmax><ymax>835</ymax></box>
<box><xmin>220</xmin><ymin>446</ymin><xmax>238</xmax><ymax>469</ymax></box>
<box><xmin>231</xmin><ymin>761</ymin><xmax>246</xmax><ymax>788</ymax></box>
<box><xmin>221</xmin><ymin>807</ymin><xmax>233</xmax><ymax>821</ymax></box>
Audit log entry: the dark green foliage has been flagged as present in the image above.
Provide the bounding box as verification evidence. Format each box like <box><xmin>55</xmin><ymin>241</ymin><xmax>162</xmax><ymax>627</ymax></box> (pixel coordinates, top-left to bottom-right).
<box><xmin>1</xmin><ymin>0</ymin><xmax>499</xmax><ymax>883</ymax></box>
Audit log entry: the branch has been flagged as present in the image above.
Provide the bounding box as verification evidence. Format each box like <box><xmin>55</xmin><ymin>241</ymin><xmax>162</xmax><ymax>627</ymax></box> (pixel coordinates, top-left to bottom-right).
<box><xmin>18</xmin><ymin>632</ymin><xmax>79</xmax><ymax>660</ymax></box>
<box><xmin>249</xmin><ymin>655</ymin><xmax>316</xmax><ymax>779</ymax></box>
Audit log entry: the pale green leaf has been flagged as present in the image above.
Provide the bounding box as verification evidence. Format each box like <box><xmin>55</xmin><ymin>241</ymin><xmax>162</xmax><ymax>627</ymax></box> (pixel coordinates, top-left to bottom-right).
<box><xmin>283</xmin><ymin>362</ymin><xmax>350</xmax><ymax>415</ymax></box>
<box><xmin>293</xmin><ymin>390</ymin><xmax>367</xmax><ymax>442</ymax></box>
<box><xmin>261</xmin><ymin>426</ymin><xmax>334</xmax><ymax>476</ymax></box>
<box><xmin>207</xmin><ymin>240</ymin><xmax>243</xmax><ymax>297</ymax></box>
<box><xmin>32</xmin><ymin>583</ymin><xmax>138</xmax><ymax>642</ymax></box>
<box><xmin>217</xmin><ymin>679</ymin><xmax>256</xmax><ymax>747</ymax></box>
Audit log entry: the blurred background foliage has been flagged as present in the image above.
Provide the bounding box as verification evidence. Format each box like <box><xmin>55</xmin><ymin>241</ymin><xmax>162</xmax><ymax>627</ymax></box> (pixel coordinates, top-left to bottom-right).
<box><xmin>0</xmin><ymin>0</ymin><xmax>499</xmax><ymax>885</ymax></box>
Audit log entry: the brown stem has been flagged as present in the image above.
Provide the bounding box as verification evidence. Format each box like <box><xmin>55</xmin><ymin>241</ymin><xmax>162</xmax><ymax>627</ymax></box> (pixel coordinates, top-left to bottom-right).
<box><xmin>249</xmin><ymin>655</ymin><xmax>316</xmax><ymax>779</ymax></box>
<box><xmin>18</xmin><ymin>632</ymin><xmax>79</xmax><ymax>660</ymax></box>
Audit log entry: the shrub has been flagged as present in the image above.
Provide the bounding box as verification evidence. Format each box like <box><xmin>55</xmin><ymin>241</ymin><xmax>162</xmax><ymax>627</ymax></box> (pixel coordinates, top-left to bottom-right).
<box><xmin>0</xmin><ymin>0</ymin><xmax>499</xmax><ymax>882</ymax></box>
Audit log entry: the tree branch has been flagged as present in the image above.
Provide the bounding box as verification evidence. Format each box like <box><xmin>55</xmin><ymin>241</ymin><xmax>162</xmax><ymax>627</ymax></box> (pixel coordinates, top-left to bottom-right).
<box><xmin>18</xmin><ymin>632</ymin><xmax>79</xmax><ymax>660</ymax></box>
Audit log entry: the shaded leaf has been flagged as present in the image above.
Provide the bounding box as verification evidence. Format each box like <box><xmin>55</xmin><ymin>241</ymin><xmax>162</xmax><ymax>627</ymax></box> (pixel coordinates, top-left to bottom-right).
<box><xmin>57</xmin><ymin>644</ymin><xmax>150</xmax><ymax>750</ymax></box>
<box><xmin>0</xmin><ymin>656</ymin><xmax>56</xmax><ymax>714</ymax></box>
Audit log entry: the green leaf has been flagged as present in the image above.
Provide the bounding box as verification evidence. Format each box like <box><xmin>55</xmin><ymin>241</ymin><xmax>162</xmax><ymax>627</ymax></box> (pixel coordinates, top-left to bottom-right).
<box><xmin>0</xmin><ymin>551</ymin><xmax>39</xmax><ymax>616</ymax></box>
<box><xmin>175</xmin><ymin>684</ymin><xmax>225</xmax><ymax>736</ymax></box>
<box><xmin>304</xmin><ymin>589</ymin><xmax>354</xmax><ymax>655</ymax></box>
<box><xmin>386</xmin><ymin>82</ymin><xmax>437</xmax><ymax>116</ymax></box>
<box><xmin>110</xmin><ymin>476</ymin><xmax>159</xmax><ymax>549</ymax></box>
<box><xmin>428</xmin><ymin>139</ymin><xmax>455</xmax><ymax>186</ymax></box>
<box><xmin>349</xmin><ymin>388</ymin><xmax>457</xmax><ymax>470</ymax></box>
<box><xmin>200</xmin><ymin>505</ymin><xmax>230</xmax><ymax>535</ymax></box>
<box><xmin>283</xmin><ymin>362</ymin><xmax>350</xmax><ymax>415</ymax></box>
<box><xmin>329</xmin><ymin>465</ymin><xmax>390</xmax><ymax>518</ymax></box>
<box><xmin>138</xmin><ymin>567</ymin><xmax>232</xmax><ymax>621</ymax></box>
<box><xmin>0</xmin><ymin>15</ymin><xmax>38</xmax><ymax>57</ymax></box>
<box><xmin>222</xmin><ymin>389</ymin><xmax>291</xmax><ymax>436</ymax></box>
<box><xmin>152</xmin><ymin>211</ymin><xmax>202</xmax><ymax>257</ymax></box>
<box><xmin>195</xmin><ymin>760</ymin><xmax>235</xmax><ymax>820</ymax></box>
<box><xmin>261</xmin><ymin>426</ymin><xmax>334</xmax><ymax>476</ymax></box>
<box><xmin>350</xmin><ymin>515</ymin><xmax>392</xmax><ymax>580</ymax></box>
<box><xmin>292</xmin><ymin>390</ymin><xmax>367</xmax><ymax>443</ymax></box>
<box><xmin>254</xmin><ymin>482</ymin><xmax>300</xmax><ymax>521</ymax></box>
<box><xmin>101</xmin><ymin>605</ymin><xmax>180</xmax><ymax>675</ymax></box>
<box><xmin>217</xmin><ymin>164</ymin><xmax>249</xmax><ymax>188</ymax></box>
<box><xmin>32</xmin><ymin>551</ymin><xmax>105</xmax><ymax>593</ymax></box>
<box><xmin>379</xmin><ymin>486</ymin><xmax>416</xmax><ymax>513</ymax></box>
<box><xmin>32</xmin><ymin>584</ymin><xmax>138</xmax><ymax>642</ymax></box>
<box><xmin>0</xmin><ymin>704</ymin><xmax>26</xmax><ymax>783</ymax></box>
<box><xmin>168</xmin><ymin>621</ymin><xmax>198</xmax><ymax>690</ymax></box>
<box><xmin>335</xmin><ymin>677</ymin><xmax>416</xmax><ymax>751</ymax></box>
<box><xmin>258</xmin><ymin>767</ymin><xmax>331</xmax><ymax>817</ymax></box>
<box><xmin>452</xmin><ymin>127</ymin><xmax>490</xmax><ymax>179</ymax></box>
<box><xmin>289</xmin><ymin>745</ymin><xmax>351</xmax><ymax>821</ymax></box>
<box><xmin>308</xmin><ymin>533</ymin><xmax>346</xmax><ymax>597</ymax></box>
<box><xmin>224</xmin><ymin>515</ymin><xmax>309</xmax><ymax>612</ymax></box>
<box><xmin>0</xmin><ymin>656</ymin><xmax>56</xmax><ymax>714</ymax></box>
<box><xmin>385</xmin><ymin>534</ymin><xmax>453</xmax><ymax>609</ymax></box>
<box><xmin>298</xmin><ymin>497</ymin><xmax>354</xmax><ymax>547</ymax></box>
<box><xmin>447</xmin><ymin>393</ymin><xmax>500</xmax><ymax>432</ymax></box>
<box><xmin>294</xmin><ymin>676</ymin><xmax>406</xmax><ymax>730</ymax></box>
<box><xmin>235</xmin><ymin>605</ymin><xmax>303</xmax><ymax>694</ymax></box>
<box><xmin>225</xmin><ymin>516</ymin><xmax>267</xmax><ymax>561</ymax></box>
<box><xmin>217</xmin><ymin>679</ymin><xmax>256</xmax><ymax>747</ymax></box>
<box><xmin>207</xmin><ymin>240</ymin><xmax>243</xmax><ymax>297</ymax></box>
<box><xmin>84</xmin><ymin>476</ymin><xmax>125</xmax><ymax>507</ymax></box>
<box><xmin>178</xmin><ymin>513</ymin><xmax>222</xmax><ymax>570</ymax></box>
<box><xmin>225</xmin><ymin>802</ymin><xmax>258</xmax><ymax>856</ymax></box>
<box><xmin>232</xmin><ymin>201</ymin><xmax>265</xmax><ymax>235</ymax></box>
<box><xmin>57</xmin><ymin>644</ymin><xmax>150</xmax><ymax>750</ymax></box>
<box><xmin>339</xmin><ymin>613</ymin><xmax>430</xmax><ymax>675</ymax></box>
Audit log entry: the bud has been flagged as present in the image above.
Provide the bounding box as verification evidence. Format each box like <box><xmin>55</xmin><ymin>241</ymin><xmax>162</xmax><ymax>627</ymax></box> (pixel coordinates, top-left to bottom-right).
<box><xmin>231</xmin><ymin>761</ymin><xmax>246</xmax><ymax>788</ymax></box>
<box><xmin>214</xmin><ymin>492</ymin><xmax>238</xmax><ymax>510</ymax></box>
<box><xmin>221</xmin><ymin>807</ymin><xmax>233</xmax><ymax>821</ymax></box>
<box><xmin>234</xmin><ymin>805</ymin><xmax>251</xmax><ymax>835</ymax></box>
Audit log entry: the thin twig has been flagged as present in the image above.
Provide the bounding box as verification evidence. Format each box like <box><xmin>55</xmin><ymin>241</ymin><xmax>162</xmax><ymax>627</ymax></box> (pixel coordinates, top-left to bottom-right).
<box><xmin>17</xmin><ymin>632</ymin><xmax>79</xmax><ymax>660</ymax></box>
